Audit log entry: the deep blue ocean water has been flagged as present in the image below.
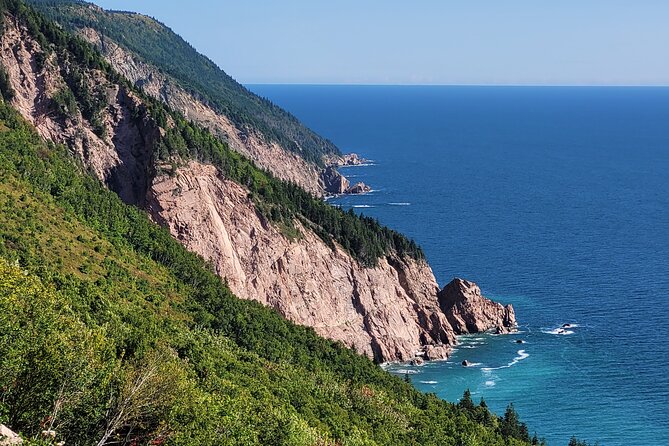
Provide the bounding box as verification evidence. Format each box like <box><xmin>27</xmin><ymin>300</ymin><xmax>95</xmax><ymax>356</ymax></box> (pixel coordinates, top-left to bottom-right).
<box><xmin>248</xmin><ymin>85</ymin><xmax>669</xmax><ymax>446</ymax></box>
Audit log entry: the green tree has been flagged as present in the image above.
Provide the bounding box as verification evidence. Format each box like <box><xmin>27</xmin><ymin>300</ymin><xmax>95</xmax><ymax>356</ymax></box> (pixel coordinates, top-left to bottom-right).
<box><xmin>458</xmin><ymin>389</ymin><xmax>475</xmax><ymax>412</ymax></box>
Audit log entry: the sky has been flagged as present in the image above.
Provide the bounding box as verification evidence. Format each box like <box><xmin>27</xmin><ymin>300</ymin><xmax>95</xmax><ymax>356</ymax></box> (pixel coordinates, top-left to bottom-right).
<box><xmin>93</xmin><ymin>0</ymin><xmax>669</xmax><ymax>86</ymax></box>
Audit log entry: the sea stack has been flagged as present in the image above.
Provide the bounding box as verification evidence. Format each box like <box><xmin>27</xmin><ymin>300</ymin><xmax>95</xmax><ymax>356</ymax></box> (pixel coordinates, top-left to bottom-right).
<box><xmin>437</xmin><ymin>278</ymin><xmax>517</xmax><ymax>335</ymax></box>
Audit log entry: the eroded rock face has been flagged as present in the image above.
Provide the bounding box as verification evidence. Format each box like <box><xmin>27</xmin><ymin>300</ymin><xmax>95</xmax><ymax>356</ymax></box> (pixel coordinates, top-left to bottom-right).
<box><xmin>345</xmin><ymin>182</ymin><xmax>372</xmax><ymax>194</ymax></box>
<box><xmin>0</xmin><ymin>18</ymin><xmax>157</xmax><ymax>206</ymax></box>
<box><xmin>437</xmin><ymin>278</ymin><xmax>517</xmax><ymax>334</ymax></box>
<box><xmin>77</xmin><ymin>27</ymin><xmax>325</xmax><ymax>195</ymax></box>
<box><xmin>339</xmin><ymin>153</ymin><xmax>368</xmax><ymax>166</ymax></box>
<box><xmin>147</xmin><ymin>162</ymin><xmax>517</xmax><ymax>362</ymax></box>
<box><xmin>147</xmin><ymin>161</ymin><xmax>458</xmax><ymax>362</ymax></box>
<box><xmin>320</xmin><ymin>166</ymin><xmax>350</xmax><ymax>195</ymax></box>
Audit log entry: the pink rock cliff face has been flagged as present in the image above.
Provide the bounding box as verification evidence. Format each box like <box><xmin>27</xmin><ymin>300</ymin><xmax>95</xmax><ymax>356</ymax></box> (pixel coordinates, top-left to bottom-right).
<box><xmin>147</xmin><ymin>163</ymin><xmax>516</xmax><ymax>362</ymax></box>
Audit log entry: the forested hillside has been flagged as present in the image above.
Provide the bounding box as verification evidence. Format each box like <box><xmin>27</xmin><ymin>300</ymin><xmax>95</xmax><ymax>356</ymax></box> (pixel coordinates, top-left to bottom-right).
<box><xmin>0</xmin><ymin>81</ymin><xmax>538</xmax><ymax>445</ymax></box>
<box><xmin>28</xmin><ymin>0</ymin><xmax>339</xmax><ymax>165</ymax></box>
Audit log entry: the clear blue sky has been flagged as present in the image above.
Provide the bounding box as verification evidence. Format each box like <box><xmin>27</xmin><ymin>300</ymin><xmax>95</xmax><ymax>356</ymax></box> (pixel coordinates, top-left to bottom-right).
<box><xmin>94</xmin><ymin>0</ymin><xmax>669</xmax><ymax>86</ymax></box>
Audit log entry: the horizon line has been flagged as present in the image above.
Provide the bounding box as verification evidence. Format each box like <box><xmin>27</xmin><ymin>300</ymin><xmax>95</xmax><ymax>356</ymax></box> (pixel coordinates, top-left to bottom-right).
<box><xmin>244</xmin><ymin>82</ymin><xmax>669</xmax><ymax>88</ymax></box>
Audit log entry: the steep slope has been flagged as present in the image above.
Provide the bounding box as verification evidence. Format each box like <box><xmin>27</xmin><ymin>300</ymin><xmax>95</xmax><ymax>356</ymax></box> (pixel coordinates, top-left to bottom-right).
<box><xmin>29</xmin><ymin>0</ymin><xmax>338</xmax><ymax>163</ymax></box>
<box><xmin>0</xmin><ymin>98</ymin><xmax>536</xmax><ymax>445</ymax></box>
<box><xmin>78</xmin><ymin>24</ymin><xmax>325</xmax><ymax>195</ymax></box>
<box><xmin>148</xmin><ymin>161</ymin><xmax>456</xmax><ymax>361</ymax></box>
<box><xmin>29</xmin><ymin>0</ymin><xmax>351</xmax><ymax>194</ymax></box>
<box><xmin>0</xmin><ymin>0</ymin><xmax>516</xmax><ymax>364</ymax></box>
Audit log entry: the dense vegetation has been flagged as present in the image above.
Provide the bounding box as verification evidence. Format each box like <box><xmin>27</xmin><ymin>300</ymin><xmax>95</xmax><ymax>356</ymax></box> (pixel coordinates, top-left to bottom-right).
<box><xmin>2</xmin><ymin>0</ymin><xmax>422</xmax><ymax>265</ymax></box>
<box><xmin>150</xmin><ymin>107</ymin><xmax>424</xmax><ymax>265</ymax></box>
<box><xmin>0</xmin><ymin>94</ymin><xmax>539</xmax><ymax>444</ymax></box>
<box><xmin>29</xmin><ymin>0</ymin><xmax>340</xmax><ymax>165</ymax></box>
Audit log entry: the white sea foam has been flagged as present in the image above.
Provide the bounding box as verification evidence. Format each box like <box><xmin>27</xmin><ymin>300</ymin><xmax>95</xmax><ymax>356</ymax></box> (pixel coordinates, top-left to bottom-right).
<box><xmin>393</xmin><ymin>369</ymin><xmax>420</xmax><ymax>375</ymax></box>
<box><xmin>388</xmin><ymin>202</ymin><xmax>411</xmax><ymax>206</ymax></box>
<box><xmin>420</xmin><ymin>380</ymin><xmax>438</xmax><ymax>384</ymax></box>
<box><xmin>542</xmin><ymin>328</ymin><xmax>575</xmax><ymax>335</ymax></box>
<box><xmin>485</xmin><ymin>380</ymin><xmax>496</xmax><ymax>387</ymax></box>
<box><xmin>340</xmin><ymin>162</ymin><xmax>376</xmax><ymax>167</ymax></box>
<box><xmin>481</xmin><ymin>350</ymin><xmax>529</xmax><ymax>372</ymax></box>
<box><xmin>352</xmin><ymin>205</ymin><xmax>374</xmax><ymax>208</ymax></box>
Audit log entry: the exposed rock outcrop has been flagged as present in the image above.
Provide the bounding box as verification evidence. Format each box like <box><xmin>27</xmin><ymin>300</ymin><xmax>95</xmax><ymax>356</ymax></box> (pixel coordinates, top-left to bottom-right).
<box><xmin>77</xmin><ymin>27</ymin><xmax>325</xmax><ymax>195</ymax></box>
<box><xmin>345</xmin><ymin>182</ymin><xmax>372</xmax><ymax>194</ymax></box>
<box><xmin>339</xmin><ymin>153</ymin><xmax>368</xmax><ymax>166</ymax></box>
<box><xmin>0</xmin><ymin>18</ymin><xmax>157</xmax><ymax>206</ymax></box>
<box><xmin>147</xmin><ymin>162</ymin><xmax>515</xmax><ymax>362</ymax></box>
<box><xmin>438</xmin><ymin>278</ymin><xmax>517</xmax><ymax>335</ymax></box>
<box><xmin>0</xmin><ymin>425</ymin><xmax>21</xmax><ymax>445</ymax></box>
<box><xmin>320</xmin><ymin>166</ymin><xmax>350</xmax><ymax>195</ymax></box>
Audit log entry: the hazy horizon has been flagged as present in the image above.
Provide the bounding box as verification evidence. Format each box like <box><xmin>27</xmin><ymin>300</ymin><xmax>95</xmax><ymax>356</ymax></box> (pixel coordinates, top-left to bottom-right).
<box><xmin>94</xmin><ymin>0</ymin><xmax>669</xmax><ymax>87</ymax></box>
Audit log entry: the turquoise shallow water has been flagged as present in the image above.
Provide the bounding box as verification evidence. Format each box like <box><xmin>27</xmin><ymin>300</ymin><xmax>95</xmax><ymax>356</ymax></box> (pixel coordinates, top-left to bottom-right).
<box><xmin>248</xmin><ymin>85</ymin><xmax>669</xmax><ymax>445</ymax></box>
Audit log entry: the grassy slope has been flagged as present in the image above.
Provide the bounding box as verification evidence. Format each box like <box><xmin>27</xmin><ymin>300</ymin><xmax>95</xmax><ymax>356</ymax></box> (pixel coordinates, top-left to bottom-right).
<box><xmin>29</xmin><ymin>0</ymin><xmax>339</xmax><ymax>165</ymax></box>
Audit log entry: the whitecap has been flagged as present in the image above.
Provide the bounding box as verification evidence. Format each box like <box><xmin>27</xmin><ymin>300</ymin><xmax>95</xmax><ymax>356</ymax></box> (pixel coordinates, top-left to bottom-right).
<box><xmin>419</xmin><ymin>380</ymin><xmax>438</xmax><ymax>384</ymax></box>
<box><xmin>340</xmin><ymin>162</ymin><xmax>376</xmax><ymax>167</ymax></box>
<box><xmin>542</xmin><ymin>328</ymin><xmax>575</xmax><ymax>335</ymax></box>
<box><xmin>393</xmin><ymin>369</ymin><xmax>420</xmax><ymax>375</ymax></box>
<box><xmin>481</xmin><ymin>350</ymin><xmax>529</xmax><ymax>372</ymax></box>
<box><xmin>484</xmin><ymin>380</ymin><xmax>496</xmax><ymax>387</ymax></box>
<box><xmin>388</xmin><ymin>202</ymin><xmax>411</xmax><ymax>206</ymax></box>
<box><xmin>352</xmin><ymin>205</ymin><xmax>374</xmax><ymax>208</ymax></box>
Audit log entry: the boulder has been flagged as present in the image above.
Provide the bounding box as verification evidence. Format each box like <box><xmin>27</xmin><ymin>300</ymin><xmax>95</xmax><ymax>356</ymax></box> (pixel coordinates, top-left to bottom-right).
<box><xmin>461</xmin><ymin>360</ymin><xmax>470</xmax><ymax>367</ymax></box>
<box><xmin>423</xmin><ymin>344</ymin><xmax>450</xmax><ymax>361</ymax></box>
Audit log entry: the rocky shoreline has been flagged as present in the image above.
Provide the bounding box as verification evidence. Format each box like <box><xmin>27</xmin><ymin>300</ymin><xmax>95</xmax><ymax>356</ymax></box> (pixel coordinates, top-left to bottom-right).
<box><xmin>320</xmin><ymin>153</ymin><xmax>373</xmax><ymax>196</ymax></box>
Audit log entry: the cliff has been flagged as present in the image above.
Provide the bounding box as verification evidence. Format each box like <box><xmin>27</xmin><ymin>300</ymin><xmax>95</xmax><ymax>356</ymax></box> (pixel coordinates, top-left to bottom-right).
<box><xmin>0</xmin><ymin>14</ymin><xmax>157</xmax><ymax>205</ymax></box>
<box><xmin>147</xmin><ymin>162</ymin><xmax>515</xmax><ymax>362</ymax></box>
<box><xmin>0</xmin><ymin>11</ymin><xmax>515</xmax><ymax>363</ymax></box>
<box><xmin>76</xmin><ymin>26</ymin><xmax>327</xmax><ymax>195</ymax></box>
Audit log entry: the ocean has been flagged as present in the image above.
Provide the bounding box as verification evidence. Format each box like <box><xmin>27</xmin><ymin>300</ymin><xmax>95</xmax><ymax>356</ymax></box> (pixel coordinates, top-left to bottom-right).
<box><xmin>247</xmin><ymin>85</ymin><xmax>669</xmax><ymax>445</ymax></box>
